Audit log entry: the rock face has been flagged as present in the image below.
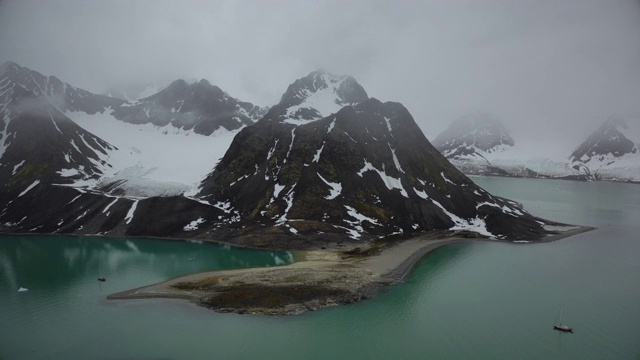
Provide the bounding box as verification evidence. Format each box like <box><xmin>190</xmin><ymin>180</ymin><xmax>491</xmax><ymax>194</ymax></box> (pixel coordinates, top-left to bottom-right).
<box><xmin>111</xmin><ymin>79</ymin><xmax>267</xmax><ymax>135</ymax></box>
<box><xmin>196</xmin><ymin>73</ymin><xmax>547</xmax><ymax>247</ymax></box>
<box><xmin>1</xmin><ymin>64</ymin><xmax>548</xmax><ymax>247</ymax></box>
<box><xmin>569</xmin><ymin>116</ymin><xmax>640</xmax><ymax>180</ymax></box>
<box><xmin>0</xmin><ymin>62</ymin><xmax>118</xmax><ymax>190</ymax></box>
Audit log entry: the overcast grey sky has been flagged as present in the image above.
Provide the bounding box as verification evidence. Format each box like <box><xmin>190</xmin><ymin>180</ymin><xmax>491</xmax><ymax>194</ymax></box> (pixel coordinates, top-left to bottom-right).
<box><xmin>1</xmin><ymin>0</ymin><xmax>639</xmax><ymax>152</ymax></box>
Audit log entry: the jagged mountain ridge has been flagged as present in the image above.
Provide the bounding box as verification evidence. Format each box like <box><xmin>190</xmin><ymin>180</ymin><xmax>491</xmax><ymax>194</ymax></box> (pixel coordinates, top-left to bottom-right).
<box><xmin>1</xmin><ymin>62</ymin><xmax>270</xmax><ymax>198</ymax></box>
<box><xmin>111</xmin><ymin>78</ymin><xmax>268</xmax><ymax>135</ymax></box>
<box><xmin>0</xmin><ymin>61</ymin><xmax>125</xmax><ymax>114</ymax></box>
<box><xmin>0</xmin><ymin>62</ymin><xmax>238</xmax><ymax>235</ymax></box>
<box><xmin>1</xmin><ymin>64</ymin><xmax>549</xmax><ymax>247</ymax></box>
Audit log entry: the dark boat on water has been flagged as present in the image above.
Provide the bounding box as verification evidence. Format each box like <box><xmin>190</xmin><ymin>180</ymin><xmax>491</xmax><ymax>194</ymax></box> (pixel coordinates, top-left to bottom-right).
<box><xmin>553</xmin><ymin>324</ymin><xmax>573</xmax><ymax>333</ymax></box>
<box><xmin>553</xmin><ymin>307</ymin><xmax>573</xmax><ymax>333</ymax></box>
<box><xmin>98</xmin><ymin>266</ymin><xmax>106</xmax><ymax>282</ymax></box>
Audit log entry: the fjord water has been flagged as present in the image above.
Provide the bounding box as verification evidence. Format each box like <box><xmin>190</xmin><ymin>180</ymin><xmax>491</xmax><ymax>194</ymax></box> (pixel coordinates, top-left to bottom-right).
<box><xmin>1</xmin><ymin>177</ymin><xmax>639</xmax><ymax>359</ymax></box>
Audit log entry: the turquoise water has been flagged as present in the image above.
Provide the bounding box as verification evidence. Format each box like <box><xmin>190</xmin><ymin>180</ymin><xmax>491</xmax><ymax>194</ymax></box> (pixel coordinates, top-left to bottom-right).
<box><xmin>1</xmin><ymin>177</ymin><xmax>639</xmax><ymax>359</ymax></box>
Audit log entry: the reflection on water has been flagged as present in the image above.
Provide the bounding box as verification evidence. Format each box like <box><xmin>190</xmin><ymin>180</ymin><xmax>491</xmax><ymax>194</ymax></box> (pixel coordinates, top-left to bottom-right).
<box><xmin>0</xmin><ymin>236</ymin><xmax>294</xmax><ymax>296</ymax></box>
<box><xmin>0</xmin><ymin>236</ymin><xmax>293</xmax><ymax>333</ymax></box>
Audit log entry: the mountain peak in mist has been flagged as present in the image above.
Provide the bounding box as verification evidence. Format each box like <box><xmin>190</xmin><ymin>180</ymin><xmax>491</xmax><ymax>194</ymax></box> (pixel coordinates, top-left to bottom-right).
<box><xmin>432</xmin><ymin>112</ymin><xmax>515</xmax><ymax>158</ymax></box>
<box><xmin>570</xmin><ymin>116</ymin><xmax>638</xmax><ymax>163</ymax></box>
<box><xmin>1</xmin><ymin>61</ymin><xmax>21</xmax><ymax>74</ymax></box>
<box><xmin>0</xmin><ymin>61</ymin><xmax>125</xmax><ymax>114</ymax></box>
<box><xmin>265</xmin><ymin>70</ymin><xmax>369</xmax><ymax>124</ymax></box>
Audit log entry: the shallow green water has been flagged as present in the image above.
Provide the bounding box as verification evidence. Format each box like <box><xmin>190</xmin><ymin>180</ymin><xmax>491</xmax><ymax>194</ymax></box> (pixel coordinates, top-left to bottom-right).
<box><xmin>1</xmin><ymin>177</ymin><xmax>639</xmax><ymax>359</ymax></box>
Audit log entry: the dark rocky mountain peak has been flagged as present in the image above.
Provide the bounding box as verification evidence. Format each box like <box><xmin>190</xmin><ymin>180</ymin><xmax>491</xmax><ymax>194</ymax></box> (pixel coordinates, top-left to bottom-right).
<box><xmin>265</xmin><ymin>70</ymin><xmax>369</xmax><ymax>124</ymax></box>
<box><xmin>432</xmin><ymin>112</ymin><xmax>515</xmax><ymax>159</ymax></box>
<box><xmin>196</xmin><ymin>98</ymin><xmax>546</xmax><ymax>248</ymax></box>
<box><xmin>111</xmin><ymin>77</ymin><xmax>268</xmax><ymax>135</ymax></box>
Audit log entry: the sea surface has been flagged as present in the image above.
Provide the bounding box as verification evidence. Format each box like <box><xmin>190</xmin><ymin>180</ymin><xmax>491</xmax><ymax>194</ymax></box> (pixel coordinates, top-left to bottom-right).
<box><xmin>1</xmin><ymin>177</ymin><xmax>639</xmax><ymax>359</ymax></box>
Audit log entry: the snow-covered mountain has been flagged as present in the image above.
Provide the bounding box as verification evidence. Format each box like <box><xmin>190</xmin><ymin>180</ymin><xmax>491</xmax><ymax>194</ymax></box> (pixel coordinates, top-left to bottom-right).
<box><xmin>111</xmin><ymin>79</ymin><xmax>267</xmax><ymax>135</ymax></box>
<box><xmin>267</xmin><ymin>70</ymin><xmax>369</xmax><ymax>125</ymax></box>
<box><xmin>69</xmin><ymin>79</ymin><xmax>267</xmax><ymax>196</ymax></box>
<box><xmin>194</xmin><ymin>73</ymin><xmax>548</xmax><ymax>247</ymax></box>
<box><xmin>433</xmin><ymin>113</ymin><xmax>584</xmax><ymax>179</ymax></box>
<box><xmin>434</xmin><ymin>112</ymin><xmax>640</xmax><ymax>183</ymax></box>
<box><xmin>0</xmin><ymin>62</ymin><xmax>119</xmax><ymax>190</ymax></box>
<box><xmin>569</xmin><ymin>116</ymin><xmax>640</xmax><ymax>181</ymax></box>
<box><xmin>431</xmin><ymin>113</ymin><xmax>521</xmax><ymax>176</ymax></box>
<box><xmin>0</xmin><ymin>63</ymin><xmax>552</xmax><ymax>247</ymax></box>
<box><xmin>0</xmin><ymin>62</ymin><xmax>258</xmax><ymax>201</ymax></box>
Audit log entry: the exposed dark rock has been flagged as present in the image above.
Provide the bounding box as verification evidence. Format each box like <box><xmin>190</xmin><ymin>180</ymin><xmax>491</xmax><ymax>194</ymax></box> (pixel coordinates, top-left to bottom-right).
<box><xmin>0</xmin><ymin>65</ymin><xmax>549</xmax><ymax>247</ymax></box>
<box><xmin>197</xmin><ymin>97</ymin><xmax>547</xmax><ymax>244</ymax></box>
<box><xmin>0</xmin><ymin>102</ymin><xmax>115</xmax><ymax>190</ymax></box>
<box><xmin>267</xmin><ymin>70</ymin><xmax>369</xmax><ymax>123</ymax></box>
<box><xmin>111</xmin><ymin>78</ymin><xmax>267</xmax><ymax>135</ymax></box>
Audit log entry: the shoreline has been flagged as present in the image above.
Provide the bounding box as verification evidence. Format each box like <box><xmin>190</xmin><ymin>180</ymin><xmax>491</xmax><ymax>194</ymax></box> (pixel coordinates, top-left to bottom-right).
<box><xmin>108</xmin><ymin>225</ymin><xmax>594</xmax><ymax>315</ymax></box>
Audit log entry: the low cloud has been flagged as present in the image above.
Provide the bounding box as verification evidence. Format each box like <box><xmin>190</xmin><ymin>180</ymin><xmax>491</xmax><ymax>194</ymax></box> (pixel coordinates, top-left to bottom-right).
<box><xmin>1</xmin><ymin>0</ymin><xmax>639</xmax><ymax>153</ymax></box>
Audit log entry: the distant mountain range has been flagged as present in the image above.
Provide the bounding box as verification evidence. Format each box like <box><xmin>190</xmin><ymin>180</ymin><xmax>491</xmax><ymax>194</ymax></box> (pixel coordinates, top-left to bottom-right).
<box><xmin>433</xmin><ymin>112</ymin><xmax>640</xmax><ymax>182</ymax></box>
<box><xmin>0</xmin><ymin>61</ymin><xmax>549</xmax><ymax>247</ymax></box>
<box><xmin>111</xmin><ymin>78</ymin><xmax>268</xmax><ymax>135</ymax></box>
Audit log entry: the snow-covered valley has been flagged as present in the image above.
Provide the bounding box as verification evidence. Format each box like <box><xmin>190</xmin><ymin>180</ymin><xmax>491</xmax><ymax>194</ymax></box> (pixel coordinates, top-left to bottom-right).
<box><xmin>65</xmin><ymin>109</ymin><xmax>238</xmax><ymax>197</ymax></box>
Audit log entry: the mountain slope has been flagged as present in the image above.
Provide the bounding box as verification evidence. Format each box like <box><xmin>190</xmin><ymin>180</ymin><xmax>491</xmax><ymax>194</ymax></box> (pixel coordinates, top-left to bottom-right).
<box><xmin>0</xmin><ymin>63</ymin><xmax>118</xmax><ymax>191</ymax></box>
<box><xmin>197</xmin><ymin>95</ymin><xmax>547</xmax><ymax>247</ymax></box>
<box><xmin>1</xmin><ymin>64</ymin><xmax>551</xmax><ymax>248</ymax></box>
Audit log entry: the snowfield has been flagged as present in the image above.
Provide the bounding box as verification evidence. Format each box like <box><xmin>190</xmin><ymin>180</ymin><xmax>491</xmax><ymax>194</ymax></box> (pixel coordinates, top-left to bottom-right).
<box><xmin>65</xmin><ymin>109</ymin><xmax>239</xmax><ymax>197</ymax></box>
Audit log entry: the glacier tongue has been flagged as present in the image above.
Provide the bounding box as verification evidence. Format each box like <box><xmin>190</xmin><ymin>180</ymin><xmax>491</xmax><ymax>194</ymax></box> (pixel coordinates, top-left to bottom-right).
<box><xmin>64</xmin><ymin>109</ymin><xmax>238</xmax><ymax>197</ymax></box>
